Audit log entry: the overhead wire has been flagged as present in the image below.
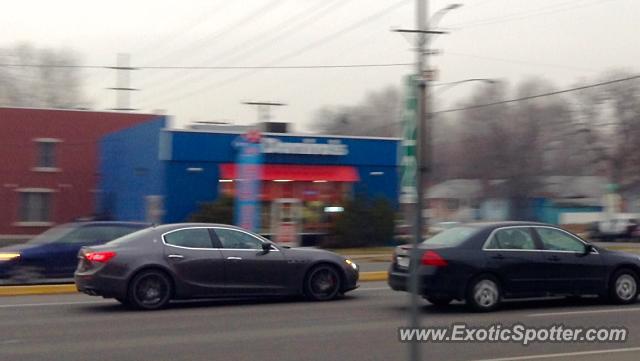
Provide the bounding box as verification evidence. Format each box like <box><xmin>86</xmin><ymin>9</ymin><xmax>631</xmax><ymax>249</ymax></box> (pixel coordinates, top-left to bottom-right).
<box><xmin>144</xmin><ymin>0</ymin><xmax>413</xmax><ymax>108</ymax></box>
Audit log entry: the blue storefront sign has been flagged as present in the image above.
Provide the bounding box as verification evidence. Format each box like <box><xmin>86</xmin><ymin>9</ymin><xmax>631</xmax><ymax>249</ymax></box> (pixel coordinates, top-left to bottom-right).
<box><xmin>233</xmin><ymin>131</ymin><xmax>263</xmax><ymax>231</ymax></box>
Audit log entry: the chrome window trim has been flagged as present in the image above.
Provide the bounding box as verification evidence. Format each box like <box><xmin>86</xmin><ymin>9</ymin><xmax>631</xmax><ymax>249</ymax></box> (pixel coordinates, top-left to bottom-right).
<box><xmin>481</xmin><ymin>226</ymin><xmax>537</xmax><ymax>251</ymax></box>
<box><xmin>161</xmin><ymin>226</ymin><xmax>279</xmax><ymax>251</ymax></box>
<box><xmin>532</xmin><ymin>225</ymin><xmax>599</xmax><ymax>254</ymax></box>
<box><xmin>212</xmin><ymin>226</ymin><xmax>280</xmax><ymax>252</ymax></box>
<box><xmin>481</xmin><ymin>225</ymin><xmax>598</xmax><ymax>254</ymax></box>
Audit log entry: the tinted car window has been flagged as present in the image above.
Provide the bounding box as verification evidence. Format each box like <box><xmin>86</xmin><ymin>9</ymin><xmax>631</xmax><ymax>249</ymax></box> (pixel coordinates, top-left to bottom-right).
<box><xmin>423</xmin><ymin>226</ymin><xmax>478</xmax><ymax>246</ymax></box>
<box><xmin>215</xmin><ymin>228</ymin><xmax>263</xmax><ymax>250</ymax></box>
<box><xmin>536</xmin><ymin>227</ymin><xmax>585</xmax><ymax>253</ymax></box>
<box><xmin>485</xmin><ymin>228</ymin><xmax>536</xmax><ymax>250</ymax></box>
<box><xmin>60</xmin><ymin>225</ymin><xmax>141</xmax><ymax>244</ymax></box>
<box><xmin>26</xmin><ymin>223</ymin><xmax>76</xmax><ymax>244</ymax></box>
<box><xmin>164</xmin><ymin>228</ymin><xmax>213</xmax><ymax>249</ymax></box>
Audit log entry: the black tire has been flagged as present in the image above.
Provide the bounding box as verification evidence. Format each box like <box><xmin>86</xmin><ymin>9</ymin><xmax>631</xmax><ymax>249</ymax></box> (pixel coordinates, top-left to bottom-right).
<box><xmin>424</xmin><ymin>296</ymin><xmax>453</xmax><ymax>307</ymax></box>
<box><xmin>466</xmin><ymin>275</ymin><xmax>501</xmax><ymax>312</ymax></box>
<box><xmin>127</xmin><ymin>270</ymin><xmax>172</xmax><ymax>310</ymax></box>
<box><xmin>304</xmin><ymin>265</ymin><xmax>341</xmax><ymax>301</ymax></box>
<box><xmin>609</xmin><ymin>269</ymin><xmax>639</xmax><ymax>304</ymax></box>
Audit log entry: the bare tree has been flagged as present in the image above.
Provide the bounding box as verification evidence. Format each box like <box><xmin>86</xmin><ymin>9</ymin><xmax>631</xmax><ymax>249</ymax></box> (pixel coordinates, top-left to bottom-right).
<box><xmin>570</xmin><ymin>71</ymin><xmax>640</xmax><ymax>187</ymax></box>
<box><xmin>312</xmin><ymin>86</ymin><xmax>402</xmax><ymax>137</ymax></box>
<box><xmin>0</xmin><ymin>43</ymin><xmax>86</xmax><ymax>109</ymax></box>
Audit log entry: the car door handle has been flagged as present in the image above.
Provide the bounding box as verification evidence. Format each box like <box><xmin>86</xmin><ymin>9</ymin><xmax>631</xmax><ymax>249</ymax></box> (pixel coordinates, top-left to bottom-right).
<box><xmin>491</xmin><ymin>254</ymin><xmax>505</xmax><ymax>260</ymax></box>
<box><xmin>548</xmin><ymin>255</ymin><xmax>561</xmax><ymax>262</ymax></box>
<box><xmin>226</xmin><ymin>256</ymin><xmax>242</xmax><ymax>260</ymax></box>
<box><xmin>167</xmin><ymin>254</ymin><xmax>184</xmax><ymax>259</ymax></box>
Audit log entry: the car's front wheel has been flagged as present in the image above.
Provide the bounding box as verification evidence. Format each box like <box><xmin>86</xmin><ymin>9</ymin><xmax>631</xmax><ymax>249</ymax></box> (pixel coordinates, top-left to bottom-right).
<box><xmin>127</xmin><ymin>270</ymin><xmax>172</xmax><ymax>310</ymax></box>
<box><xmin>304</xmin><ymin>265</ymin><xmax>341</xmax><ymax>301</ymax></box>
<box><xmin>610</xmin><ymin>269</ymin><xmax>639</xmax><ymax>304</ymax></box>
<box><xmin>466</xmin><ymin>275</ymin><xmax>501</xmax><ymax>312</ymax></box>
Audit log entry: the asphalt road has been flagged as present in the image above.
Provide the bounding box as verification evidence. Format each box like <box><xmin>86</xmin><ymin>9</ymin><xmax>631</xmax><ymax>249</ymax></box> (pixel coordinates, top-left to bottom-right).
<box><xmin>3</xmin><ymin>282</ymin><xmax>640</xmax><ymax>361</ymax></box>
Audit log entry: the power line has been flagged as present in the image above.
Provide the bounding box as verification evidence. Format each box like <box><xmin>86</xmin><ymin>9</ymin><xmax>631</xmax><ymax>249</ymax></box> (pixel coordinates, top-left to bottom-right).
<box><xmin>360</xmin><ymin>74</ymin><xmax>640</xmax><ymax>134</ymax></box>
<box><xmin>140</xmin><ymin>0</ymin><xmax>286</xmax><ymax>67</ymax></box>
<box><xmin>0</xmin><ymin>62</ymin><xmax>412</xmax><ymax>70</ymax></box>
<box><xmin>434</xmin><ymin>73</ymin><xmax>640</xmax><ymax>114</ymax></box>
<box><xmin>143</xmin><ymin>0</ymin><xmax>412</xmax><ymax>107</ymax></box>
<box><xmin>135</xmin><ymin>0</ymin><xmax>352</xmax><ymax>100</ymax></box>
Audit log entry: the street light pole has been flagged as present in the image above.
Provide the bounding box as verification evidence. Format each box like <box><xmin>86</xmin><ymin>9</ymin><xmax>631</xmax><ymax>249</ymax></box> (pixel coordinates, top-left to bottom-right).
<box><xmin>394</xmin><ymin>2</ymin><xmax>463</xmax><ymax>360</ymax></box>
<box><xmin>410</xmin><ymin>1</ymin><xmax>427</xmax><ymax>361</ymax></box>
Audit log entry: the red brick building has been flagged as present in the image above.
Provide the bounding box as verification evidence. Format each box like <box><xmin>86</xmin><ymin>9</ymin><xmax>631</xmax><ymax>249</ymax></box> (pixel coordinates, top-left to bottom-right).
<box><xmin>0</xmin><ymin>107</ymin><xmax>161</xmax><ymax>239</ymax></box>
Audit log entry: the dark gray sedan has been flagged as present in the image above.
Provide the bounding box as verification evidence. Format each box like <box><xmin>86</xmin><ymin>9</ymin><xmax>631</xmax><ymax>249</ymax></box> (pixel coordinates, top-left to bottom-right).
<box><xmin>75</xmin><ymin>223</ymin><xmax>359</xmax><ymax>310</ymax></box>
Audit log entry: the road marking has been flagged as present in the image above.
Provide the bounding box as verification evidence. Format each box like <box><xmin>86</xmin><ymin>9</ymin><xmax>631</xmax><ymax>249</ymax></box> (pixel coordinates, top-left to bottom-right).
<box><xmin>529</xmin><ymin>307</ymin><xmax>640</xmax><ymax>317</ymax></box>
<box><xmin>0</xmin><ymin>300</ymin><xmax>111</xmax><ymax>308</ymax></box>
<box><xmin>471</xmin><ymin>347</ymin><xmax>640</xmax><ymax>361</ymax></box>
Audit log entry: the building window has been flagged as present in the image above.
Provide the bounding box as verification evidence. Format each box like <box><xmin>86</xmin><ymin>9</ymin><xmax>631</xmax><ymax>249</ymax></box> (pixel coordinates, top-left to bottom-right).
<box><xmin>32</xmin><ymin>138</ymin><xmax>61</xmax><ymax>171</ymax></box>
<box><xmin>19</xmin><ymin>192</ymin><xmax>52</xmax><ymax>222</ymax></box>
<box><xmin>37</xmin><ymin>141</ymin><xmax>56</xmax><ymax>167</ymax></box>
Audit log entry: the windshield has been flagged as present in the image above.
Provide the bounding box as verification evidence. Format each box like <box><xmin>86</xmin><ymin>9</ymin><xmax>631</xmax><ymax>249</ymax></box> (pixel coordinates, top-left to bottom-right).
<box><xmin>26</xmin><ymin>224</ymin><xmax>77</xmax><ymax>244</ymax></box>
<box><xmin>422</xmin><ymin>226</ymin><xmax>479</xmax><ymax>247</ymax></box>
<box><xmin>105</xmin><ymin>227</ymin><xmax>154</xmax><ymax>246</ymax></box>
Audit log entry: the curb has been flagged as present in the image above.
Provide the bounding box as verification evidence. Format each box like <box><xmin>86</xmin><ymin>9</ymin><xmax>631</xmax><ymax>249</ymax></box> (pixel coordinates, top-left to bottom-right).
<box><xmin>359</xmin><ymin>271</ymin><xmax>388</xmax><ymax>282</ymax></box>
<box><xmin>0</xmin><ymin>272</ymin><xmax>389</xmax><ymax>297</ymax></box>
<box><xmin>0</xmin><ymin>284</ymin><xmax>78</xmax><ymax>297</ymax></box>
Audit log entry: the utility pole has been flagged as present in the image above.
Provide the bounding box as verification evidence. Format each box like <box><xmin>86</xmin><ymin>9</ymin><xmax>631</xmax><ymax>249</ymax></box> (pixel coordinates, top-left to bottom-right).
<box><xmin>394</xmin><ymin>1</ymin><xmax>450</xmax><ymax>360</ymax></box>
<box><xmin>108</xmin><ymin>53</ymin><xmax>139</xmax><ymax>111</ymax></box>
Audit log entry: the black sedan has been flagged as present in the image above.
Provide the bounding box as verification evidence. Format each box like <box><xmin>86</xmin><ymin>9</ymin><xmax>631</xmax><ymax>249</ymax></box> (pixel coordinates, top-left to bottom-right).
<box><xmin>75</xmin><ymin>223</ymin><xmax>359</xmax><ymax>310</ymax></box>
<box><xmin>388</xmin><ymin>221</ymin><xmax>640</xmax><ymax>311</ymax></box>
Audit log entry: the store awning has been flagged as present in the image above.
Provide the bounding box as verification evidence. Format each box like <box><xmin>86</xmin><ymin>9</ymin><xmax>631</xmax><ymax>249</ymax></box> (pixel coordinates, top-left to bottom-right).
<box><xmin>219</xmin><ymin>164</ymin><xmax>359</xmax><ymax>182</ymax></box>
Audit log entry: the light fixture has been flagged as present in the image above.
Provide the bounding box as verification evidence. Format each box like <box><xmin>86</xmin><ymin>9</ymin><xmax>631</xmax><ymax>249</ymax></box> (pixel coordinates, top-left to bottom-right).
<box><xmin>273</xmin><ymin>179</ymin><xmax>293</xmax><ymax>182</ymax></box>
<box><xmin>324</xmin><ymin>206</ymin><xmax>344</xmax><ymax>213</ymax></box>
<box><xmin>0</xmin><ymin>253</ymin><xmax>20</xmax><ymax>261</ymax></box>
<box><xmin>219</xmin><ymin>179</ymin><xmax>233</xmax><ymax>183</ymax></box>
<box><xmin>313</xmin><ymin>180</ymin><xmax>328</xmax><ymax>183</ymax></box>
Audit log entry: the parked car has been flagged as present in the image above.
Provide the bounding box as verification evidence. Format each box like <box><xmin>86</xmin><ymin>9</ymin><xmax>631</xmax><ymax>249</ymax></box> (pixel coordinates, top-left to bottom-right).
<box><xmin>75</xmin><ymin>223</ymin><xmax>359</xmax><ymax>310</ymax></box>
<box><xmin>0</xmin><ymin>221</ymin><xmax>150</xmax><ymax>281</ymax></box>
<box><xmin>388</xmin><ymin>221</ymin><xmax>640</xmax><ymax>311</ymax></box>
<box><xmin>588</xmin><ymin>218</ymin><xmax>640</xmax><ymax>241</ymax></box>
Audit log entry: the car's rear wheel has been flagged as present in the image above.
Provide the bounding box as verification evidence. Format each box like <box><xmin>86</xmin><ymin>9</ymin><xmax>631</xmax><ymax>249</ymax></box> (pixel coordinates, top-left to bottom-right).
<box><xmin>304</xmin><ymin>265</ymin><xmax>341</xmax><ymax>301</ymax></box>
<box><xmin>424</xmin><ymin>295</ymin><xmax>453</xmax><ymax>307</ymax></box>
<box><xmin>127</xmin><ymin>270</ymin><xmax>172</xmax><ymax>310</ymax></box>
<box><xmin>466</xmin><ymin>275</ymin><xmax>501</xmax><ymax>312</ymax></box>
<box><xmin>610</xmin><ymin>269</ymin><xmax>639</xmax><ymax>304</ymax></box>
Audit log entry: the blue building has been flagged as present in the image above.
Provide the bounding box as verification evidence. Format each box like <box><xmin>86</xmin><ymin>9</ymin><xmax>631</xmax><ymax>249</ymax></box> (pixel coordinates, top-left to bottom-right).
<box><xmin>99</xmin><ymin>120</ymin><xmax>399</xmax><ymax>239</ymax></box>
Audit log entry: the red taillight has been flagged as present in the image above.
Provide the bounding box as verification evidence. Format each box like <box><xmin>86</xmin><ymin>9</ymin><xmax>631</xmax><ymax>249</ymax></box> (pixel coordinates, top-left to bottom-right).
<box><xmin>85</xmin><ymin>251</ymin><xmax>116</xmax><ymax>263</ymax></box>
<box><xmin>421</xmin><ymin>250</ymin><xmax>448</xmax><ymax>267</ymax></box>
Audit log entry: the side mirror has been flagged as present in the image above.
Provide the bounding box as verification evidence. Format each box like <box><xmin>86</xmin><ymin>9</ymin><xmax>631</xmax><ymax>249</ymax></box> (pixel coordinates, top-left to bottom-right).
<box><xmin>583</xmin><ymin>244</ymin><xmax>594</xmax><ymax>255</ymax></box>
<box><xmin>261</xmin><ymin>242</ymin><xmax>272</xmax><ymax>252</ymax></box>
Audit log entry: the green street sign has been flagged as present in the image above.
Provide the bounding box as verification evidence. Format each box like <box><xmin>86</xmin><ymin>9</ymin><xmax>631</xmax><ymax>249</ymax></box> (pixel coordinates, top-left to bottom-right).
<box><xmin>400</xmin><ymin>74</ymin><xmax>418</xmax><ymax>204</ymax></box>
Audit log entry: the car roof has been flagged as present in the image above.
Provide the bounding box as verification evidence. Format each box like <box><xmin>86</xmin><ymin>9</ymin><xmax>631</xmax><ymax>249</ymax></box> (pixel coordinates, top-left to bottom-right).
<box><xmin>462</xmin><ymin>221</ymin><xmax>553</xmax><ymax>231</ymax></box>
<box><xmin>71</xmin><ymin>221</ymin><xmax>152</xmax><ymax>227</ymax></box>
<box><xmin>150</xmin><ymin>223</ymin><xmax>247</xmax><ymax>232</ymax></box>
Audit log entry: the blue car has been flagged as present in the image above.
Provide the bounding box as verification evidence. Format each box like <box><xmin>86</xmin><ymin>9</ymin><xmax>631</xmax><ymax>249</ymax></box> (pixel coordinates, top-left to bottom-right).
<box><xmin>0</xmin><ymin>221</ymin><xmax>150</xmax><ymax>281</ymax></box>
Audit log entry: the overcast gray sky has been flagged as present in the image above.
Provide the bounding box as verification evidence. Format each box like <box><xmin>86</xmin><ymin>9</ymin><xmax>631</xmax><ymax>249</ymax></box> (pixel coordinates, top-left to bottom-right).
<box><xmin>2</xmin><ymin>0</ymin><xmax>638</xmax><ymax>131</ymax></box>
